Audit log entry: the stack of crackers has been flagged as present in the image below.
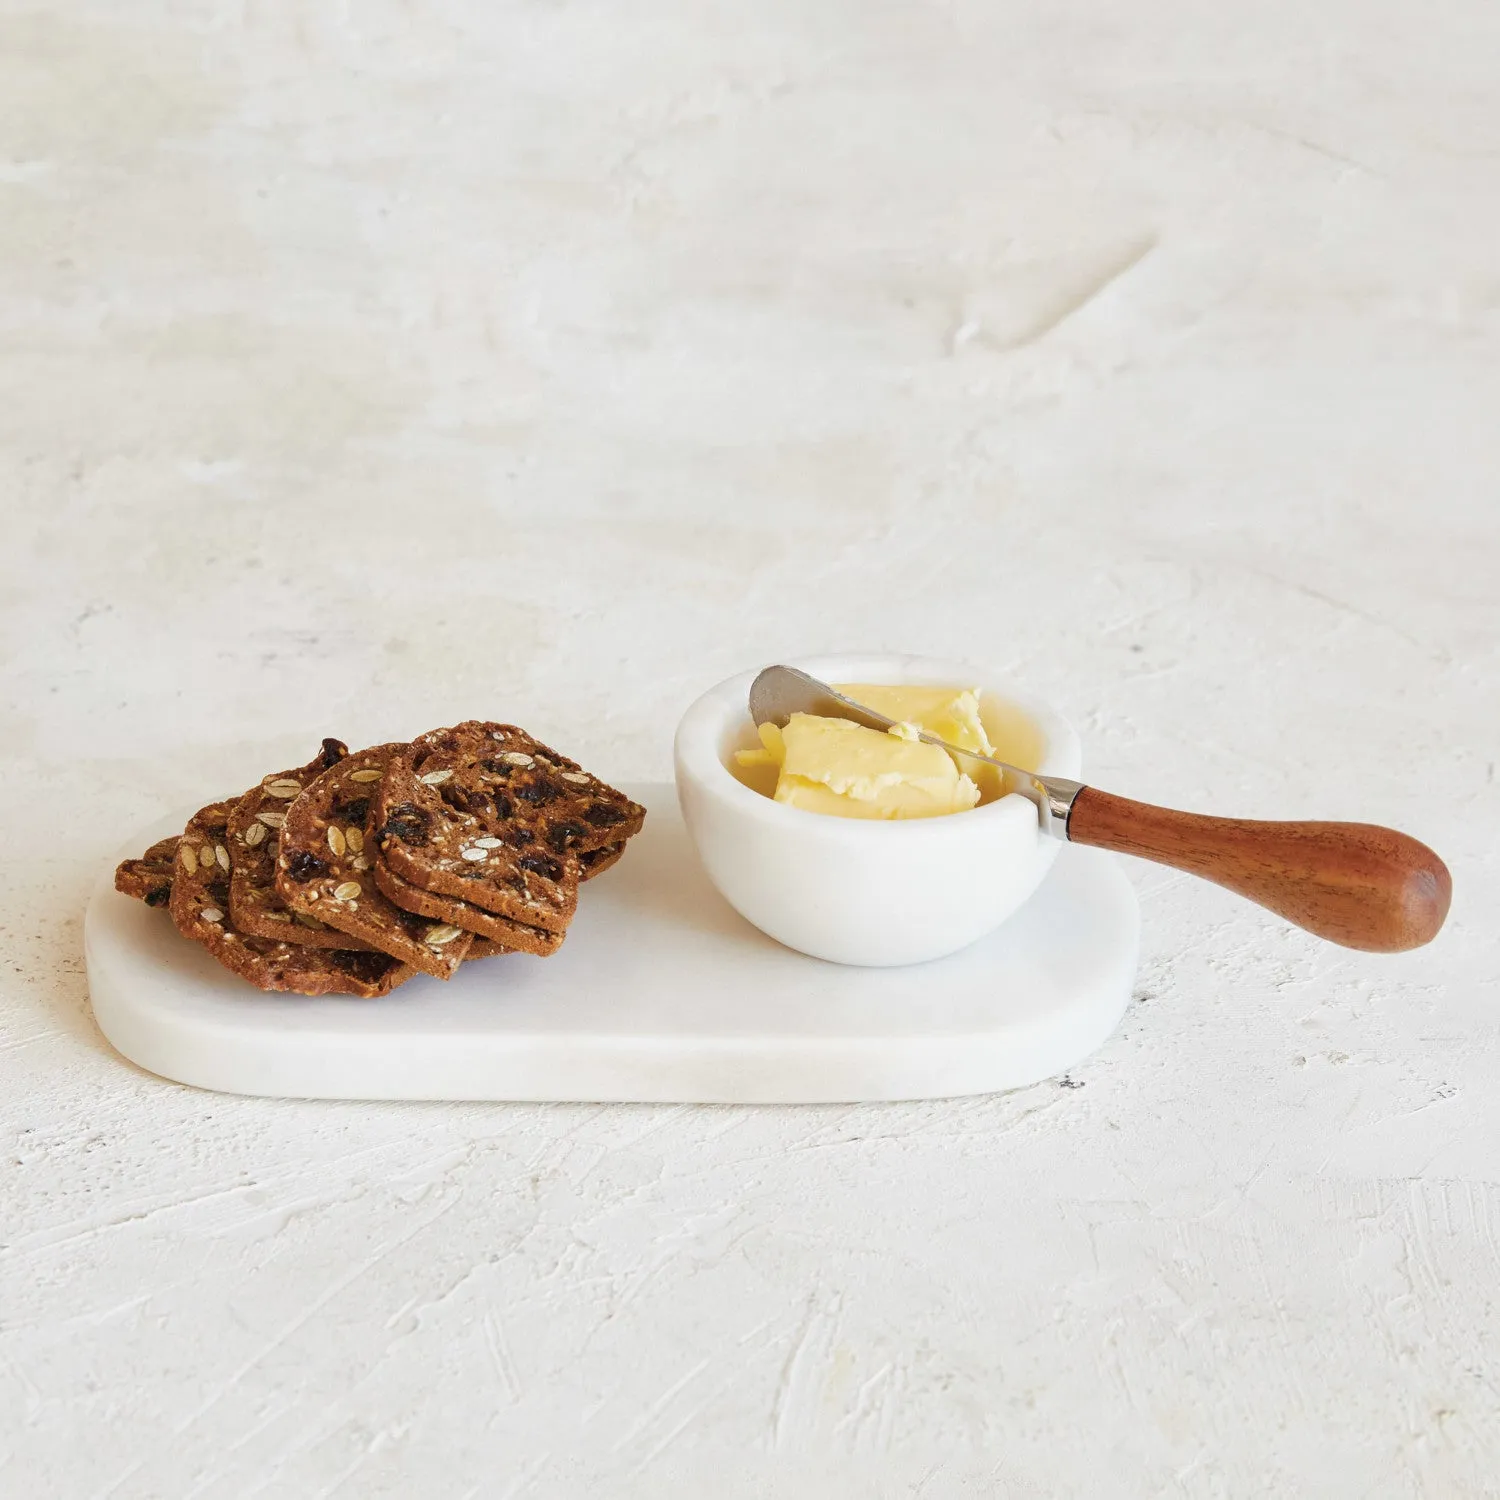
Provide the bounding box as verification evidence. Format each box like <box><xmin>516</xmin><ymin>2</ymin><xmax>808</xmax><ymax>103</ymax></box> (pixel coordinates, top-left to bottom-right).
<box><xmin>114</xmin><ymin>723</ymin><xmax>645</xmax><ymax>996</ymax></box>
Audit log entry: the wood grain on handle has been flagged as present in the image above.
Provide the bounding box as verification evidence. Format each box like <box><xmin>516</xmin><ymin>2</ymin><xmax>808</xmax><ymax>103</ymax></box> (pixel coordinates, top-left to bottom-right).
<box><xmin>1066</xmin><ymin>788</ymin><xmax>1451</xmax><ymax>952</ymax></box>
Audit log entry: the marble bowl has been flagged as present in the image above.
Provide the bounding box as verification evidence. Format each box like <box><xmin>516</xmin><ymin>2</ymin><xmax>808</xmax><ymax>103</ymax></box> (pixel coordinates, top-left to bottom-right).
<box><xmin>673</xmin><ymin>654</ymin><xmax>1083</xmax><ymax>966</ymax></box>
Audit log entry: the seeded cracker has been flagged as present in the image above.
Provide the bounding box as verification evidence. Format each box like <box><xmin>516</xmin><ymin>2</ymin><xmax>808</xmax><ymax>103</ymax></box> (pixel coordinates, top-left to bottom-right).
<box><xmin>275</xmin><ymin>744</ymin><xmax>475</xmax><ymax>979</ymax></box>
<box><xmin>227</xmin><ymin>739</ymin><xmax>377</xmax><ymax>951</ymax></box>
<box><xmin>115</xmin><ymin>835</ymin><xmax>181</xmax><ymax>908</ymax></box>
<box><xmin>579</xmin><ymin>841</ymin><xmax>627</xmax><ymax>881</ymax></box>
<box><xmin>168</xmin><ymin>800</ymin><xmax>412</xmax><ymax>998</ymax></box>
<box><xmin>372</xmin><ymin>858</ymin><xmax>564</xmax><ymax>957</ymax></box>
<box><xmin>467</xmin><ymin>938</ymin><xmax>515</xmax><ymax>959</ymax></box>
<box><xmin>374</xmin><ymin>722</ymin><xmax>644</xmax><ymax>931</ymax></box>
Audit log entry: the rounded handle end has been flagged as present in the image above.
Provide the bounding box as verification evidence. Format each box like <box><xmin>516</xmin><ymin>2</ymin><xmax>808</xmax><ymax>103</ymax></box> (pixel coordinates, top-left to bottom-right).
<box><xmin>1068</xmin><ymin>788</ymin><xmax>1452</xmax><ymax>953</ymax></box>
<box><xmin>1358</xmin><ymin>838</ymin><xmax>1450</xmax><ymax>952</ymax></box>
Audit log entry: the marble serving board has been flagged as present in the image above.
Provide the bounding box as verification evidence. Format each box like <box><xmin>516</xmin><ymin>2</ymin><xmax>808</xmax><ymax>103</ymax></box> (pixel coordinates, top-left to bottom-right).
<box><xmin>85</xmin><ymin>784</ymin><xmax>1139</xmax><ymax>1103</ymax></box>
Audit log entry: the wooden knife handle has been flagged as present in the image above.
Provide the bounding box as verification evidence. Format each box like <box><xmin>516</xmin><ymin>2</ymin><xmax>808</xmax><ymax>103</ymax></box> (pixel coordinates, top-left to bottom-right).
<box><xmin>1066</xmin><ymin>787</ymin><xmax>1451</xmax><ymax>952</ymax></box>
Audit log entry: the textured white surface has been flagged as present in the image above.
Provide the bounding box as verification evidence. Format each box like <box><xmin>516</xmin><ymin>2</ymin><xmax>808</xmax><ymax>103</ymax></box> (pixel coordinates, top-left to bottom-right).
<box><xmin>2</xmin><ymin>2</ymin><xmax>1498</xmax><ymax>1496</ymax></box>
<box><xmin>86</xmin><ymin>791</ymin><xmax>1138</xmax><ymax>1102</ymax></box>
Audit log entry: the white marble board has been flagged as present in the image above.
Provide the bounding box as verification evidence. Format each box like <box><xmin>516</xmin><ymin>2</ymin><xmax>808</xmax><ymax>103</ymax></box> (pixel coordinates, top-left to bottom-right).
<box><xmin>85</xmin><ymin>785</ymin><xmax>1139</xmax><ymax>1102</ymax></box>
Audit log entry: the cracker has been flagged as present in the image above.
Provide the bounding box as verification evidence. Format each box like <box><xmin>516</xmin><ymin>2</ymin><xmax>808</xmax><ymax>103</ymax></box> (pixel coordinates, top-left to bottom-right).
<box><xmin>467</xmin><ymin>938</ymin><xmax>516</xmax><ymax>959</ymax></box>
<box><xmin>227</xmin><ymin>739</ymin><xmax>377</xmax><ymax>950</ymax></box>
<box><xmin>168</xmin><ymin>800</ymin><xmax>412</xmax><ymax>998</ymax></box>
<box><xmin>275</xmin><ymin>743</ymin><xmax>474</xmax><ymax>979</ymax></box>
<box><xmin>115</xmin><ymin>835</ymin><xmax>180</xmax><ymax>908</ymax></box>
<box><xmin>372</xmin><ymin>858</ymin><xmax>564</xmax><ymax>957</ymax></box>
<box><xmin>579</xmin><ymin>840</ymin><xmax>626</xmax><ymax>881</ymax></box>
<box><xmin>373</xmin><ymin>722</ymin><xmax>643</xmax><ymax>930</ymax></box>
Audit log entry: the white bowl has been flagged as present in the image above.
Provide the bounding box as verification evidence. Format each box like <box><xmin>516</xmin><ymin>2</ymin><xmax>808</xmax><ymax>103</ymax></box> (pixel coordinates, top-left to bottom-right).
<box><xmin>673</xmin><ymin>654</ymin><xmax>1083</xmax><ymax>966</ymax></box>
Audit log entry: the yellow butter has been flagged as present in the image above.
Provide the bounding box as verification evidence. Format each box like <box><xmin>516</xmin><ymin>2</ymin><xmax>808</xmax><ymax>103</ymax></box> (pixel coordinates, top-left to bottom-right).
<box><xmin>779</xmin><ymin>715</ymin><xmax>965</xmax><ymax>799</ymax></box>
<box><xmin>774</xmin><ymin>769</ymin><xmax>977</xmax><ymax>819</ymax></box>
<box><xmin>833</xmin><ymin>684</ymin><xmax>995</xmax><ymax>757</ymax></box>
<box><xmin>753</xmin><ymin>710</ymin><xmax>979</xmax><ymax>820</ymax></box>
<box><xmin>733</xmin><ymin>721</ymin><xmax>784</xmax><ymax>769</ymax></box>
<box><xmin>731</xmin><ymin>685</ymin><xmax>999</xmax><ymax>819</ymax></box>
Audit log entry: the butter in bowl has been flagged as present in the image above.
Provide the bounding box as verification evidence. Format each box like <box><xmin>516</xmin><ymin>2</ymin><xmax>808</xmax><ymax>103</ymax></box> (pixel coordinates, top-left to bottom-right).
<box><xmin>732</xmin><ymin>683</ymin><xmax>1003</xmax><ymax>819</ymax></box>
<box><xmin>674</xmin><ymin>656</ymin><xmax>1079</xmax><ymax>966</ymax></box>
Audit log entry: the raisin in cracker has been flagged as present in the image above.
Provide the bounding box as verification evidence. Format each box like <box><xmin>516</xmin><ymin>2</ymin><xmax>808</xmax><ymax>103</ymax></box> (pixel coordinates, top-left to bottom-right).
<box><xmin>275</xmin><ymin>744</ymin><xmax>475</xmax><ymax>980</ymax></box>
<box><xmin>375</xmin><ymin>735</ymin><xmax>578</xmax><ymax>932</ymax></box>
<box><xmin>115</xmin><ymin>835</ymin><xmax>180</xmax><ymax>908</ymax></box>
<box><xmin>579</xmin><ymin>841</ymin><xmax>626</xmax><ymax>881</ymax></box>
<box><xmin>372</xmin><ymin>858</ymin><xmax>564</xmax><ymax>957</ymax></box>
<box><xmin>468</xmin><ymin>723</ymin><xmax>644</xmax><ymax>855</ymax></box>
<box><xmin>373</xmin><ymin>722</ymin><xmax>642</xmax><ymax>931</ymax></box>
<box><xmin>227</xmin><ymin>739</ymin><xmax>378</xmax><ymax>951</ymax></box>
<box><xmin>168</xmin><ymin>799</ymin><xmax>411</xmax><ymax>998</ymax></box>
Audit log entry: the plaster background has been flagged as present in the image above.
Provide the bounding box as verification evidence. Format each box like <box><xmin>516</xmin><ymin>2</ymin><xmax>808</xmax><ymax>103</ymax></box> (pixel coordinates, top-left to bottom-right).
<box><xmin>1</xmin><ymin>3</ymin><xmax>1497</xmax><ymax>1495</ymax></box>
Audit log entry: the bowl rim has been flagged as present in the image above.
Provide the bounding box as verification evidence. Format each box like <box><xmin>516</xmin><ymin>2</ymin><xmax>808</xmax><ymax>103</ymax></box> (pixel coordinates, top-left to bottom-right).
<box><xmin>674</xmin><ymin>652</ymin><xmax>1082</xmax><ymax>839</ymax></box>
